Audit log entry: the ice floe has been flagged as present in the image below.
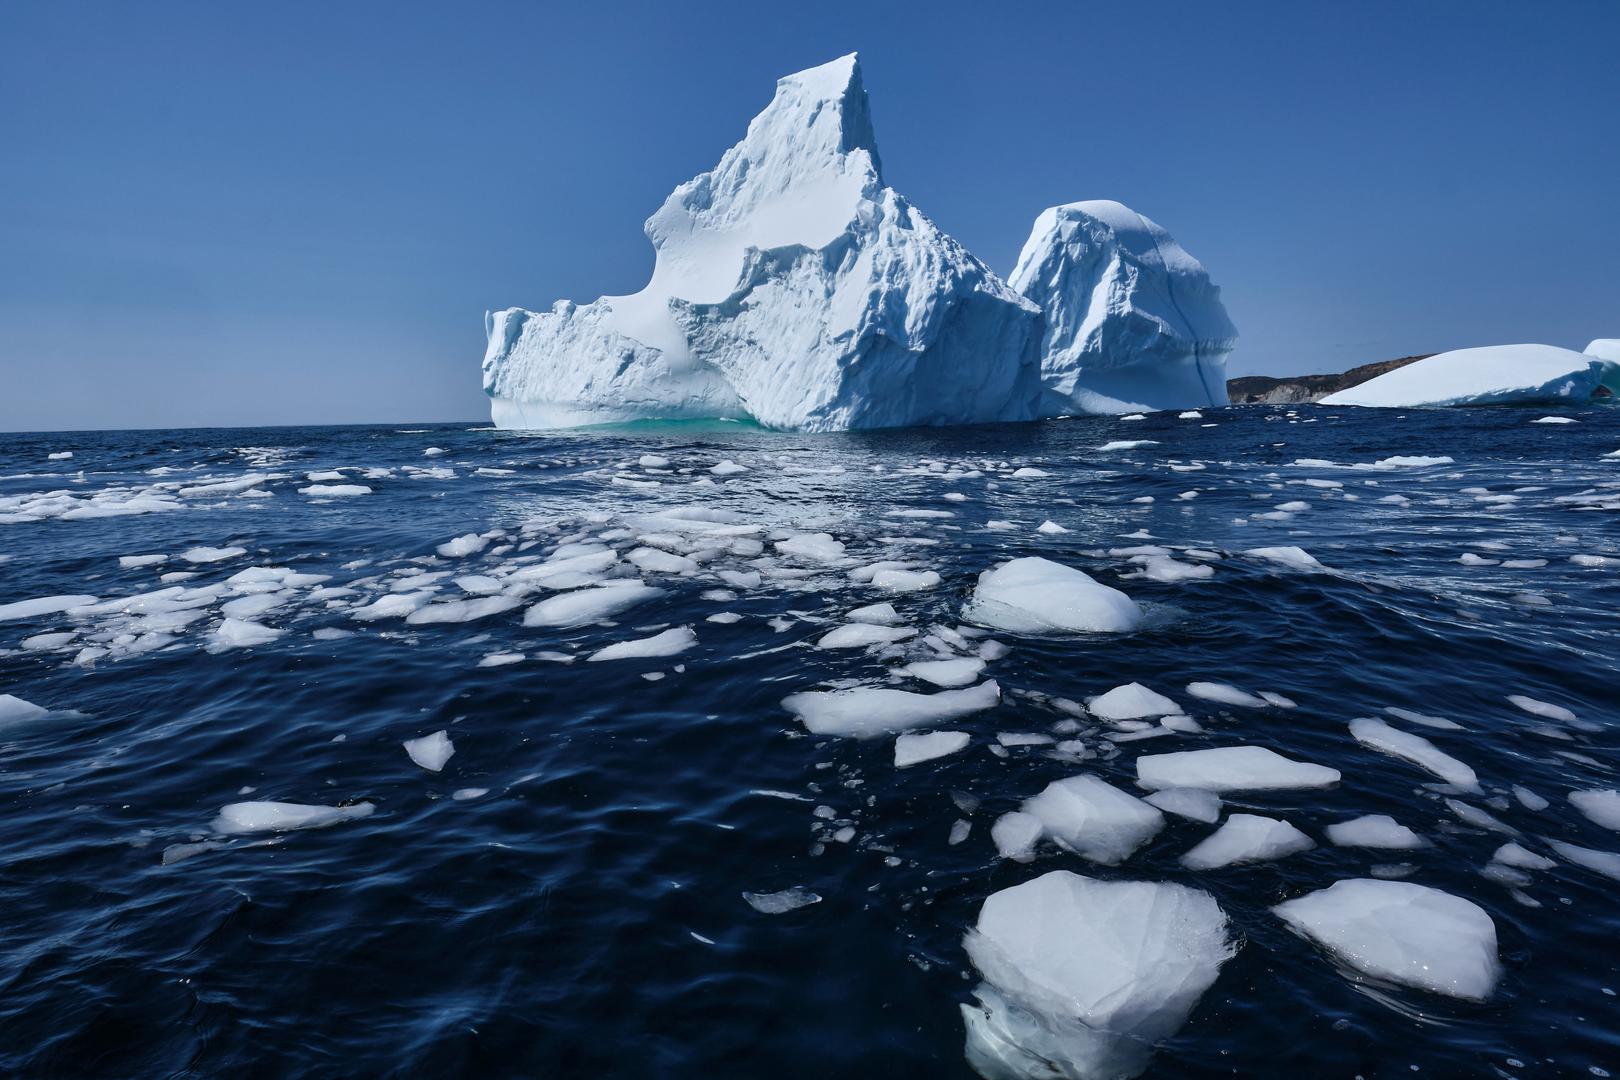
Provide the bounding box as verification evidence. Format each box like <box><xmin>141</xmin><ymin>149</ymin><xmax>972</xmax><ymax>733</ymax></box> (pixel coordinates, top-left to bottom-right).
<box><xmin>963</xmin><ymin>557</ymin><xmax>1142</xmax><ymax>634</ymax></box>
<box><xmin>784</xmin><ymin>680</ymin><xmax>1000</xmax><ymax>738</ymax></box>
<box><xmin>1137</xmin><ymin>746</ymin><xmax>1340</xmax><ymax>792</ymax></box>
<box><xmin>1181</xmin><ymin>813</ymin><xmax>1314</xmax><ymax>870</ymax></box>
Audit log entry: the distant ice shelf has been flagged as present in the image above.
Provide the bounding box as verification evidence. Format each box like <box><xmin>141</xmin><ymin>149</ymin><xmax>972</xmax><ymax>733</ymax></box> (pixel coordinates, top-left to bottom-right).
<box><xmin>1319</xmin><ymin>343</ymin><xmax>1620</xmax><ymax>408</ymax></box>
<box><xmin>482</xmin><ymin>54</ymin><xmax>1236</xmax><ymax>431</ymax></box>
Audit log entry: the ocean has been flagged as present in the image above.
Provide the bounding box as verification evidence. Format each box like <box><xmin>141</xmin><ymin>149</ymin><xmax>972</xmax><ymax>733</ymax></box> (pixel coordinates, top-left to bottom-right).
<box><xmin>1</xmin><ymin>405</ymin><xmax>1617</xmax><ymax>1077</ymax></box>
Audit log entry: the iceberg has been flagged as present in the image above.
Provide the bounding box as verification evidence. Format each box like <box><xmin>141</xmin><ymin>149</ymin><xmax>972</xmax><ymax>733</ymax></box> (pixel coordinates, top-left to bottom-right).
<box><xmin>483</xmin><ymin>56</ymin><xmax>1238</xmax><ymax>431</ymax></box>
<box><xmin>962</xmin><ymin>871</ymin><xmax>1234</xmax><ymax>1080</ymax></box>
<box><xmin>1009</xmin><ymin>201</ymin><xmax>1236</xmax><ymax>414</ymax></box>
<box><xmin>1319</xmin><ymin>344</ymin><xmax>1620</xmax><ymax>408</ymax></box>
<box><xmin>483</xmin><ymin>54</ymin><xmax>1044</xmax><ymax>432</ymax></box>
<box><xmin>1586</xmin><ymin>339</ymin><xmax>1620</xmax><ymax>363</ymax></box>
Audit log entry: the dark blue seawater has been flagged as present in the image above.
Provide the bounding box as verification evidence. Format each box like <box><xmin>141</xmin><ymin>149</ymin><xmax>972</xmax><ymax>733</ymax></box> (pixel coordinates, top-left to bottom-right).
<box><xmin>1</xmin><ymin>405</ymin><xmax>1618</xmax><ymax>1078</ymax></box>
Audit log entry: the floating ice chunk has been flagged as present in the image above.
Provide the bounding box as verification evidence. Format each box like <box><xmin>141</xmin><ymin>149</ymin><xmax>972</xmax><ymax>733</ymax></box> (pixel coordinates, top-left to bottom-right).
<box><xmin>1011</xmin><ymin>467</ymin><xmax>1050</xmax><ymax>478</ymax></box>
<box><xmin>436</xmin><ymin>532</ymin><xmax>489</xmax><ymax>558</ymax></box>
<box><xmin>1444</xmin><ymin>798</ymin><xmax>1517</xmax><ymax>835</ymax></box>
<box><xmin>846</xmin><ymin>602</ymin><xmax>901</xmax><ymax>625</ymax></box>
<box><xmin>1349</xmin><ymin>717</ymin><xmax>1479</xmax><ymax>790</ymax></box>
<box><xmin>1015</xmin><ymin>775</ymin><xmax>1165</xmax><ymax>865</ymax></box>
<box><xmin>872</xmin><ymin>568</ymin><xmax>940</xmax><ymax>592</ymax></box>
<box><xmin>454</xmin><ymin>574</ymin><xmax>503</xmax><ymax>595</ymax></box>
<box><xmin>1244</xmin><ymin>546</ymin><xmax>1324</xmax><ymax>570</ymax></box>
<box><xmin>220</xmin><ymin>593</ymin><xmax>285</xmax><ymax>621</ymax></box>
<box><xmin>422</xmin><ymin>446</ymin><xmax>447</xmax><ymax>456</ymax></box>
<box><xmin>183</xmin><ymin>546</ymin><xmax>246</xmax><ymax>564</ymax></box>
<box><xmin>453</xmin><ymin>788</ymin><xmax>488</xmax><ymax>801</ymax></box>
<box><xmin>816</xmin><ymin>623</ymin><xmax>915</xmax><ymax>649</ymax></box>
<box><xmin>1376</xmin><ymin>455</ymin><xmax>1455</xmax><ymax>467</ymax></box>
<box><xmin>1531</xmin><ymin>415</ymin><xmax>1577</xmax><ymax>424</ymax></box>
<box><xmin>638</xmin><ymin>454</ymin><xmax>671</xmax><ymax>469</ymax></box>
<box><xmin>949</xmin><ymin>819</ymin><xmax>972</xmax><ymax>845</ymax></box>
<box><xmin>1144</xmin><ymin>787</ymin><xmax>1222</xmax><ymax>823</ymax></box>
<box><xmin>119</xmin><ymin>554</ymin><xmax>168</xmax><ymax>568</ymax></box>
<box><xmin>1182</xmin><ymin>813</ymin><xmax>1314</xmax><ymax>870</ymax></box>
<box><xmin>1097</xmin><ymin>440</ymin><xmax>1158</xmax><ymax>451</ymax></box>
<box><xmin>1326</xmin><ymin>814</ymin><xmax>1427</xmax><ymax>849</ymax></box>
<box><xmin>588</xmin><ymin>626</ymin><xmax>696</xmax><ymax>662</ymax></box>
<box><xmin>743</xmin><ymin>887</ymin><xmax>820</xmax><ymax>914</ymax></box>
<box><xmin>478</xmin><ymin>651</ymin><xmax>524</xmax><ymax>667</ymax></box>
<box><xmin>894</xmin><ymin>730</ymin><xmax>971</xmax><ymax>767</ymax></box>
<box><xmin>784</xmin><ymin>680</ymin><xmax>1000</xmax><ymax>739</ymax></box>
<box><xmin>903</xmin><ymin>657</ymin><xmax>986</xmax><ymax>688</ymax></box>
<box><xmin>991</xmin><ymin>811</ymin><xmax>1044</xmax><ymax>861</ymax></box>
<box><xmin>211</xmin><ymin>618</ymin><xmax>283</xmax><ymax>649</ymax></box>
<box><xmin>298</xmin><ymin>484</ymin><xmax>372</xmax><ymax>496</ymax></box>
<box><xmin>1036</xmin><ymin>520</ymin><xmax>1070</xmax><ymax>534</ymax></box>
<box><xmin>1506</xmin><ymin>694</ymin><xmax>1577</xmax><ymax>723</ymax></box>
<box><xmin>0</xmin><ymin>594</ymin><xmax>98</xmax><ymax>621</ymax></box>
<box><xmin>350</xmin><ymin>590</ymin><xmax>435</xmax><ymax>621</ymax></box>
<box><xmin>406</xmin><ymin>595</ymin><xmax>523</xmax><ymax>625</ymax></box>
<box><xmin>21</xmin><ymin>632</ymin><xmax>74</xmax><ymax>651</ymax></box>
<box><xmin>1179</xmin><ymin>410</ymin><xmax>1203</xmax><ymax>419</ymax></box>
<box><xmin>0</xmin><ymin>694</ymin><xmax>49</xmax><ymax>725</ymax></box>
<box><xmin>404</xmin><ymin>730</ymin><xmax>455</xmax><ymax>771</ymax></box>
<box><xmin>1185</xmin><ymin>681</ymin><xmax>1267</xmax><ymax>708</ymax></box>
<box><xmin>1492</xmin><ymin>843</ymin><xmax>1555</xmax><ymax>871</ymax></box>
<box><xmin>962</xmin><ymin>871</ymin><xmax>1233</xmax><ymax>1080</ymax></box>
<box><xmin>522</xmin><ymin>584</ymin><xmax>664</xmax><ymax>627</ymax></box>
<box><xmin>774</xmin><ymin>533</ymin><xmax>846</xmax><ymax>563</ymax></box>
<box><xmin>1087</xmin><ymin>682</ymin><xmax>1179</xmax><ymax>720</ymax></box>
<box><xmin>1570</xmin><ymin>789</ymin><xmax>1620</xmax><ymax>831</ymax></box>
<box><xmin>1384</xmin><ymin>706</ymin><xmax>1462</xmax><ymax>731</ymax></box>
<box><xmin>710</xmin><ymin>460</ymin><xmax>748</xmax><ymax>476</ymax></box>
<box><xmin>1548</xmin><ymin>840</ymin><xmax>1620</xmax><ymax>882</ymax></box>
<box><xmin>963</xmin><ymin>557</ymin><xmax>1142</xmax><ymax>634</ymax></box>
<box><xmin>212</xmin><ymin>800</ymin><xmax>376</xmax><ymax>835</ymax></box>
<box><xmin>1512</xmin><ymin>785</ymin><xmax>1549</xmax><ymax>811</ymax></box>
<box><xmin>1128</xmin><ymin>555</ymin><xmax>1214</xmax><ymax>583</ymax></box>
<box><xmin>1273</xmin><ymin>879</ymin><xmax>1500</xmax><ymax>1000</ymax></box>
<box><xmin>628</xmin><ymin>547</ymin><xmax>699</xmax><ymax>575</ymax></box>
<box><xmin>1137</xmin><ymin>746</ymin><xmax>1340</xmax><ymax>792</ymax></box>
<box><xmin>48</xmin><ymin>451</ymin><xmax>73</xmax><ymax>460</ymax></box>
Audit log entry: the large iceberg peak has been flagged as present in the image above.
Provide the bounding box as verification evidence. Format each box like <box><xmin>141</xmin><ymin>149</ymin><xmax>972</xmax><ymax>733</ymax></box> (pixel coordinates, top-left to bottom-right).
<box><xmin>1011</xmin><ymin>199</ymin><xmax>1237</xmax><ymax>414</ymax></box>
<box><xmin>484</xmin><ymin>54</ymin><xmax>1044</xmax><ymax>432</ymax></box>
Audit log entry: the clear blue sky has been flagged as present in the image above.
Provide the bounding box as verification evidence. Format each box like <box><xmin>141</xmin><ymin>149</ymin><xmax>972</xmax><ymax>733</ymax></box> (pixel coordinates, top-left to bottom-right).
<box><xmin>3</xmin><ymin>0</ymin><xmax>1616</xmax><ymax>432</ymax></box>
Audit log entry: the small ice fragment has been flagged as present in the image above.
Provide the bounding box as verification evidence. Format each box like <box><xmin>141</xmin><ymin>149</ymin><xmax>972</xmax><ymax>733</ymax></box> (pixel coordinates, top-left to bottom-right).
<box><xmin>894</xmin><ymin>730</ymin><xmax>971</xmax><ymax>768</ymax></box>
<box><xmin>477</xmin><ymin>652</ymin><xmax>524</xmax><ymax>667</ymax></box>
<box><xmin>1506</xmin><ymin>694</ymin><xmax>1577</xmax><ymax>723</ymax></box>
<box><xmin>1326</xmin><ymin>814</ymin><xmax>1426</xmax><ymax>849</ymax></box>
<box><xmin>991</xmin><ymin>810</ymin><xmax>1044</xmax><ymax>862</ymax></box>
<box><xmin>1273</xmin><ymin>879</ymin><xmax>1500</xmax><ymax>1000</ymax></box>
<box><xmin>1037</xmin><ymin>520</ymin><xmax>1070</xmax><ymax>534</ymax></box>
<box><xmin>404</xmin><ymin>730</ymin><xmax>455</xmax><ymax>772</ymax></box>
<box><xmin>710</xmin><ymin>460</ymin><xmax>748</xmax><ymax>476</ymax></box>
<box><xmin>1185</xmin><ymin>681</ymin><xmax>1268</xmax><ymax>708</ymax></box>
<box><xmin>1570</xmin><ymin>789</ymin><xmax>1620</xmax><ymax>831</ymax></box>
<box><xmin>948</xmin><ymin>819</ymin><xmax>972</xmax><ymax>845</ymax></box>
<box><xmin>902</xmin><ymin>657</ymin><xmax>986</xmax><ymax>688</ymax></box>
<box><xmin>523</xmin><ymin>584</ymin><xmax>664</xmax><ymax>628</ymax></box>
<box><xmin>816</xmin><ymin>623</ymin><xmax>915</xmax><ymax>649</ymax></box>
<box><xmin>1014</xmin><ymin>775</ymin><xmax>1166</xmax><ymax>866</ymax></box>
<box><xmin>588</xmin><ymin>626</ymin><xmax>696</xmax><ymax>662</ymax></box>
<box><xmin>436</xmin><ymin>533</ymin><xmax>489</xmax><ymax>558</ymax></box>
<box><xmin>1492</xmin><ymin>843</ymin><xmax>1555</xmax><ymax>871</ymax></box>
<box><xmin>1349</xmin><ymin>717</ymin><xmax>1479</xmax><ymax>790</ymax></box>
<box><xmin>1244</xmin><ymin>546</ymin><xmax>1324</xmax><ymax>570</ymax></box>
<box><xmin>1512</xmin><ymin>785</ymin><xmax>1549</xmax><ymax>811</ymax></box>
<box><xmin>1384</xmin><ymin>706</ymin><xmax>1462</xmax><ymax>731</ymax></box>
<box><xmin>1137</xmin><ymin>746</ymin><xmax>1340</xmax><ymax>792</ymax></box>
<box><xmin>846</xmin><ymin>602</ymin><xmax>901</xmax><ymax>625</ymax></box>
<box><xmin>1547</xmin><ymin>841</ymin><xmax>1620</xmax><ymax>882</ymax></box>
<box><xmin>0</xmin><ymin>694</ymin><xmax>49</xmax><ymax>725</ymax></box>
<box><xmin>211</xmin><ymin>618</ymin><xmax>283</xmax><ymax>649</ymax></box>
<box><xmin>452</xmin><ymin>788</ymin><xmax>488</xmax><ymax>801</ymax></box>
<box><xmin>0</xmin><ymin>594</ymin><xmax>99</xmax><ymax>621</ymax></box>
<box><xmin>1181</xmin><ymin>813</ymin><xmax>1314</xmax><ymax>870</ymax></box>
<box><xmin>119</xmin><ymin>554</ymin><xmax>168</xmax><ymax>568</ymax></box>
<box><xmin>1444</xmin><ymin>798</ymin><xmax>1516</xmax><ymax>835</ymax></box>
<box><xmin>298</xmin><ymin>484</ymin><xmax>371</xmax><ymax>496</ymax></box>
<box><xmin>783</xmin><ymin>680</ymin><xmax>1000</xmax><ymax>739</ymax></box>
<box><xmin>1087</xmin><ymin>682</ymin><xmax>1178</xmax><ymax>720</ymax></box>
<box><xmin>742</xmin><ymin>887</ymin><xmax>820</xmax><ymax>914</ymax></box>
<box><xmin>182</xmin><ymin>546</ymin><xmax>246</xmax><ymax>564</ymax></box>
<box><xmin>963</xmin><ymin>557</ymin><xmax>1142</xmax><ymax>634</ymax></box>
<box><xmin>212</xmin><ymin>800</ymin><xmax>376</xmax><ymax>834</ymax></box>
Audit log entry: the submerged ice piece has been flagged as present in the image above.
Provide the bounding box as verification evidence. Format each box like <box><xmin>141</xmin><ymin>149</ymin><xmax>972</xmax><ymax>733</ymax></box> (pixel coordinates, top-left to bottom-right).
<box><xmin>1008</xmin><ymin>200</ymin><xmax>1237</xmax><ymax>414</ymax></box>
<box><xmin>962</xmin><ymin>870</ymin><xmax>1234</xmax><ymax>1080</ymax></box>
<box><xmin>483</xmin><ymin>54</ymin><xmax>1044</xmax><ymax>431</ymax></box>
<box><xmin>1319</xmin><ymin>343</ymin><xmax>1620</xmax><ymax>408</ymax></box>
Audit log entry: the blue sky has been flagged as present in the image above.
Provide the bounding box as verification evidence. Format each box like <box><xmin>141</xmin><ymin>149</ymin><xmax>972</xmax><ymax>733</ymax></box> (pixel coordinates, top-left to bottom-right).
<box><xmin>2</xmin><ymin>0</ymin><xmax>1616</xmax><ymax>431</ymax></box>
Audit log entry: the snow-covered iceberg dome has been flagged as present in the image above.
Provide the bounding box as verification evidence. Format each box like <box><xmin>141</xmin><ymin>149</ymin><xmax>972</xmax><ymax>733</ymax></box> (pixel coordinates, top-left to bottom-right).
<box><xmin>1586</xmin><ymin>339</ymin><xmax>1620</xmax><ymax>364</ymax></box>
<box><xmin>483</xmin><ymin>54</ymin><xmax>1046</xmax><ymax>432</ymax></box>
<box><xmin>1319</xmin><ymin>343</ymin><xmax>1620</xmax><ymax>408</ymax></box>
<box><xmin>1009</xmin><ymin>200</ymin><xmax>1237</xmax><ymax>415</ymax></box>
